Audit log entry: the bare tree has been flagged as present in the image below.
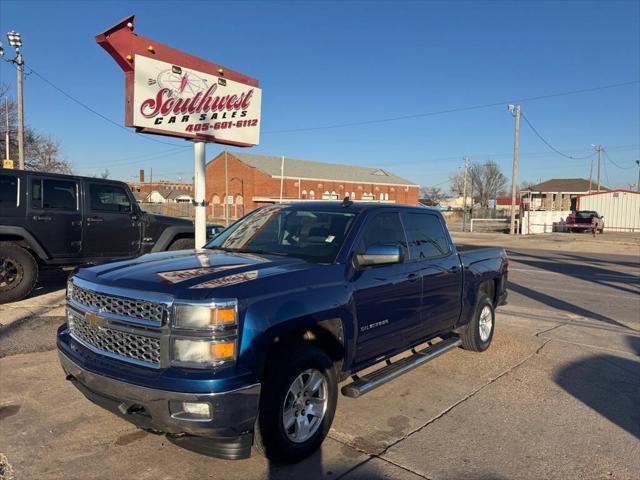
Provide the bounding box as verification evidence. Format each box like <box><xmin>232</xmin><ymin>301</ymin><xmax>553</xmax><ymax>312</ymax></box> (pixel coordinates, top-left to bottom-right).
<box><xmin>420</xmin><ymin>186</ymin><xmax>446</xmax><ymax>206</ymax></box>
<box><xmin>1</xmin><ymin>84</ymin><xmax>71</xmax><ymax>173</ymax></box>
<box><xmin>469</xmin><ymin>160</ymin><xmax>507</xmax><ymax>207</ymax></box>
<box><xmin>518</xmin><ymin>180</ymin><xmax>535</xmax><ymax>193</ymax></box>
<box><xmin>448</xmin><ymin>170</ymin><xmax>465</xmax><ymax>196</ymax></box>
<box><xmin>25</xmin><ymin>133</ymin><xmax>72</xmax><ymax>174</ymax></box>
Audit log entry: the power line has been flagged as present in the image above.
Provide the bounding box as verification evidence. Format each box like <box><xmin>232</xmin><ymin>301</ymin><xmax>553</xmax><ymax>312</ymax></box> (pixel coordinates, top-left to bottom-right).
<box><xmin>263</xmin><ymin>80</ymin><xmax>639</xmax><ymax>134</ymax></box>
<box><xmin>519</xmin><ymin>111</ymin><xmax>594</xmax><ymax>160</ymax></box>
<box><xmin>21</xmin><ymin>62</ymin><xmax>189</xmax><ymax>148</ymax></box>
<box><xmin>80</xmin><ymin>147</ymin><xmax>186</xmax><ymax>167</ymax></box>
<box><xmin>602</xmin><ymin>148</ymin><xmax>636</xmax><ymax>170</ymax></box>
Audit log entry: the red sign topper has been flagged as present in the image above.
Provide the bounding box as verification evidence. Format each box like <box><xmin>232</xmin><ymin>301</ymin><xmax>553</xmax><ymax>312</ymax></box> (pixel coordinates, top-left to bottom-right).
<box><xmin>96</xmin><ymin>16</ymin><xmax>262</xmax><ymax>146</ymax></box>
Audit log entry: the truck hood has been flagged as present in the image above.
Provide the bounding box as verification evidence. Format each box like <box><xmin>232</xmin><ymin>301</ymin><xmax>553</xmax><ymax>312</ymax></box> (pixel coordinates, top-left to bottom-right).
<box><xmin>75</xmin><ymin>249</ymin><xmax>319</xmax><ymax>299</ymax></box>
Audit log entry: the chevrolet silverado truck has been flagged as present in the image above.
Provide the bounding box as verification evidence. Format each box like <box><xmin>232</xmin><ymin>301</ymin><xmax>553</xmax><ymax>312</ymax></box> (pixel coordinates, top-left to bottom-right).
<box><xmin>0</xmin><ymin>169</ymin><xmax>198</xmax><ymax>303</ymax></box>
<box><xmin>57</xmin><ymin>201</ymin><xmax>508</xmax><ymax>462</ymax></box>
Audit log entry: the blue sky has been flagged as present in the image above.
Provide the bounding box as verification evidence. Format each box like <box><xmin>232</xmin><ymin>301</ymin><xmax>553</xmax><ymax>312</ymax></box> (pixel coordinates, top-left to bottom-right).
<box><xmin>1</xmin><ymin>0</ymin><xmax>638</xmax><ymax>190</ymax></box>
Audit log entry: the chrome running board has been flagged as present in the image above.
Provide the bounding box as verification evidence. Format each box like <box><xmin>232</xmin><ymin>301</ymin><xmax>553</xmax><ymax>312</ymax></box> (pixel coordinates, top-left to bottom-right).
<box><xmin>341</xmin><ymin>337</ymin><xmax>462</xmax><ymax>398</ymax></box>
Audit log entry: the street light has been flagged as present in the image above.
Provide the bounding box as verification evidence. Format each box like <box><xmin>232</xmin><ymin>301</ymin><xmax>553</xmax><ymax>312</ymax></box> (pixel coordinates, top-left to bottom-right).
<box><xmin>6</xmin><ymin>31</ymin><xmax>22</xmax><ymax>48</ymax></box>
<box><xmin>4</xmin><ymin>30</ymin><xmax>24</xmax><ymax>170</ymax></box>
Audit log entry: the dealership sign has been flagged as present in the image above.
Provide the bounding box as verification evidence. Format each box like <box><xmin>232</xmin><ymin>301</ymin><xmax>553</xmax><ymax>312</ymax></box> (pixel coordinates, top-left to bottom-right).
<box><xmin>134</xmin><ymin>56</ymin><xmax>261</xmax><ymax>145</ymax></box>
<box><xmin>96</xmin><ymin>16</ymin><xmax>261</xmax><ymax>146</ymax></box>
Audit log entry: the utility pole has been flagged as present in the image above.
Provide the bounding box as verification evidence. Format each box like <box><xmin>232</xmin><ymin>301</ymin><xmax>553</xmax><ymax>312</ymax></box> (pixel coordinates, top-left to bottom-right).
<box><xmin>508</xmin><ymin>104</ymin><xmax>520</xmax><ymax>235</ymax></box>
<box><xmin>279</xmin><ymin>155</ymin><xmax>285</xmax><ymax>203</ymax></box>
<box><xmin>4</xmin><ymin>31</ymin><xmax>24</xmax><ymax>169</ymax></box>
<box><xmin>462</xmin><ymin>156</ymin><xmax>469</xmax><ymax>232</ymax></box>
<box><xmin>595</xmin><ymin>145</ymin><xmax>602</xmax><ymax>191</ymax></box>
<box><xmin>636</xmin><ymin>160</ymin><xmax>640</xmax><ymax>192</ymax></box>
<box><xmin>588</xmin><ymin>159</ymin><xmax>593</xmax><ymax>192</ymax></box>
<box><xmin>16</xmin><ymin>50</ymin><xmax>24</xmax><ymax>170</ymax></box>
<box><xmin>4</xmin><ymin>98</ymin><xmax>9</xmax><ymax>162</ymax></box>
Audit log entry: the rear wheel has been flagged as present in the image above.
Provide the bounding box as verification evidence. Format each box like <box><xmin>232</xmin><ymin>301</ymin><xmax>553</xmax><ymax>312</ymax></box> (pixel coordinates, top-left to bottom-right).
<box><xmin>0</xmin><ymin>242</ymin><xmax>38</xmax><ymax>304</ymax></box>
<box><xmin>168</xmin><ymin>237</ymin><xmax>195</xmax><ymax>250</ymax></box>
<box><xmin>254</xmin><ymin>343</ymin><xmax>337</xmax><ymax>463</ymax></box>
<box><xmin>460</xmin><ymin>294</ymin><xmax>495</xmax><ymax>352</ymax></box>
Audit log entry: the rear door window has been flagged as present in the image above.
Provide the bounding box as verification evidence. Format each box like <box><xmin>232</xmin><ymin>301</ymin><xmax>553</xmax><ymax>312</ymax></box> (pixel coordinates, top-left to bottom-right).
<box><xmin>31</xmin><ymin>178</ymin><xmax>78</xmax><ymax>211</ymax></box>
<box><xmin>0</xmin><ymin>174</ymin><xmax>19</xmax><ymax>207</ymax></box>
<box><xmin>357</xmin><ymin>211</ymin><xmax>408</xmax><ymax>260</ymax></box>
<box><xmin>89</xmin><ymin>184</ymin><xmax>132</xmax><ymax>213</ymax></box>
<box><xmin>405</xmin><ymin>212</ymin><xmax>451</xmax><ymax>260</ymax></box>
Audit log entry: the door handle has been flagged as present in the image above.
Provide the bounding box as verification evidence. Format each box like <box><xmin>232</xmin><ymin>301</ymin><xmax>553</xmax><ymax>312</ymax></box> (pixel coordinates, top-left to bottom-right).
<box><xmin>32</xmin><ymin>215</ymin><xmax>51</xmax><ymax>221</ymax></box>
<box><xmin>407</xmin><ymin>273</ymin><xmax>419</xmax><ymax>283</ymax></box>
<box><xmin>448</xmin><ymin>266</ymin><xmax>460</xmax><ymax>273</ymax></box>
<box><xmin>87</xmin><ymin>216</ymin><xmax>104</xmax><ymax>223</ymax></box>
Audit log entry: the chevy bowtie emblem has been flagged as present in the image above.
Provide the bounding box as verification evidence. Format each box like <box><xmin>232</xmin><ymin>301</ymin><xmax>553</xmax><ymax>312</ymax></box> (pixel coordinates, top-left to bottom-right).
<box><xmin>86</xmin><ymin>312</ymin><xmax>106</xmax><ymax>328</ymax></box>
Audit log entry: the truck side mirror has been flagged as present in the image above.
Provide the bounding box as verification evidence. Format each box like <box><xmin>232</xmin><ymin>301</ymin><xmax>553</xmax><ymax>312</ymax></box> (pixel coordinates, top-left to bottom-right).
<box><xmin>355</xmin><ymin>245</ymin><xmax>402</xmax><ymax>267</ymax></box>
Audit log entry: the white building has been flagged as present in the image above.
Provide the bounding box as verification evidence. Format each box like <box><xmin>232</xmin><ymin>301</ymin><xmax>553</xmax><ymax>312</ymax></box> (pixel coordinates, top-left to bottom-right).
<box><xmin>577</xmin><ymin>190</ymin><xmax>640</xmax><ymax>232</ymax></box>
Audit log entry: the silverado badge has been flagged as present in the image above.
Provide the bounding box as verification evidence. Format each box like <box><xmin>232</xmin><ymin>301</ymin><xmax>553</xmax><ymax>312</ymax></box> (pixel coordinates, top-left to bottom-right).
<box><xmin>86</xmin><ymin>312</ymin><xmax>106</xmax><ymax>328</ymax></box>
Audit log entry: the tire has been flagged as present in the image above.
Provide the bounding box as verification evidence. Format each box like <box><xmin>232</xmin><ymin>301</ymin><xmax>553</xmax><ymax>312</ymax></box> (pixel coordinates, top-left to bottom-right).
<box><xmin>0</xmin><ymin>242</ymin><xmax>39</xmax><ymax>304</ymax></box>
<box><xmin>167</xmin><ymin>237</ymin><xmax>195</xmax><ymax>251</ymax></box>
<box><xmin>459</xmin><ymin>294</ymin><xmax>495</xmax><ymax>352</ymax></box>
<box><xmin>254</xmin><ymin>342</ymin><xmax>338</xmax><ymax>463</ymax></box>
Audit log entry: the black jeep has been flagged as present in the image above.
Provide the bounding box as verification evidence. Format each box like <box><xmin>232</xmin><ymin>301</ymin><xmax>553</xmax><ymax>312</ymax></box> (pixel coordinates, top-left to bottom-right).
<box><xmin>0</xmin><ymin>169</ymin><xmax>196</xmax><ymax>303</ymax></box>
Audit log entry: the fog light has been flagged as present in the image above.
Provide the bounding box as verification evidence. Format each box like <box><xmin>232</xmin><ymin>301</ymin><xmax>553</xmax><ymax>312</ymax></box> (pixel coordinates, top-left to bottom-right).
<box><xmin>169</xmin><ymin>401</ymin><xmax>212</xmax><ymax>420</ymax></box>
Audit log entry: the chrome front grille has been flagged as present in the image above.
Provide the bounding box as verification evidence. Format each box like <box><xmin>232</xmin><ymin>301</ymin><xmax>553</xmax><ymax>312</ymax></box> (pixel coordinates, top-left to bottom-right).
<box><xmin>71</xmin><ymin>284</ymin><xmax>165</xmax><ymax>325</ymax></box>
<box><xmin>68</xmin><ymin>310</ymin><xmax>161</xmax><ymax>367</ymax></box>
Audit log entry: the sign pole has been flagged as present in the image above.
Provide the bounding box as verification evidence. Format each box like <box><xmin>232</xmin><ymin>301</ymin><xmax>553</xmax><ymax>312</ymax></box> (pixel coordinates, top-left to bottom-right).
<box><xmin>193</xmin><ymin>141</ymin><xmax>207</xmax><ymax>248</ymax></box>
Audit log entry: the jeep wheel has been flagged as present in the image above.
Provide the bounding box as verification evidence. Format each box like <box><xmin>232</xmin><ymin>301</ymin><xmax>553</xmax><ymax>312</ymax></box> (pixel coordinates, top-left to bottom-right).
<box><xmin>0</xmin><ymin>243</ymin><xmax>39</xmax><ymax>304</ymax></box>
<box><xmin>460</xmin><ymin>294</ymin><xmax>495</xmax><ymax>352</ymax></box>
<box><xmin>168</xmin><ymin>238</ymin><xmax>195</xmax><ymax>250</ymax></box>
<box><xmin>254</xmin><ymin>343</ymin><xmax>337</xmax><ymax>463</ymax></box>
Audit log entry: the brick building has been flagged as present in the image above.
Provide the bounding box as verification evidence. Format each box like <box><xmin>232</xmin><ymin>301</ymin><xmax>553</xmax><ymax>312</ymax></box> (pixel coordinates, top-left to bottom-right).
<box><xmin>205</xmin><ymin>151</ymin><xmax>420</xmax><ymax>220</ymax></box>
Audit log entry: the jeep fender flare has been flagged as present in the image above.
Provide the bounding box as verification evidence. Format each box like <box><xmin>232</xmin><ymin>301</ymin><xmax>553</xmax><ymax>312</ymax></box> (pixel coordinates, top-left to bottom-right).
<box><xmin>0</xmin><ymin>226</ymin><xmax>49</xmax><ymax>260</ymax></box>
<box><xmin>151</xmin><ymin>226</ymin><xmax>195</xmax><ymax>252</ymax></box>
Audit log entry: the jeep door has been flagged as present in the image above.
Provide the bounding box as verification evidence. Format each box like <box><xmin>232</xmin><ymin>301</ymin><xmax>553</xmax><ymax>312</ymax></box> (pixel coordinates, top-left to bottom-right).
<box><xmin>351</xmin><ymin>211</ymin><xmax>422</xmax><ymax>368</ymax></box>
<box><xmin>82</xmin><ymin>182</ymin><xmax>140</xmax><ymax>257</ymax></box>
<box><xmin>26</xmin><ymin>176</ymin><xmax>82</xmax><ymax>257</ymax></box>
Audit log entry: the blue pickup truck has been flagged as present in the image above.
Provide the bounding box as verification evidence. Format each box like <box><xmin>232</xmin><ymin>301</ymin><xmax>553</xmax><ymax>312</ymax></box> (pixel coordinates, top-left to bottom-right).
<box><xmin>57</xmin><ymin>201</ymin><xmax>508</xmax><ymax>462</ymax></box>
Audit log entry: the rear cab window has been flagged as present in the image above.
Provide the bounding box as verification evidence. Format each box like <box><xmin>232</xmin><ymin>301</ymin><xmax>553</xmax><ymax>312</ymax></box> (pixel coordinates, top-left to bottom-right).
<box><xmin>356</xmin><ymin>211</ymin><xmax>409</xmax><ymax>260</ymax></box>
<box><xmin>89</xmin><ymin>183</ymin><xmax>132</xmax><ymax>213</ymax></box>
<box><xmin>0</xmin><ymin>173</ymin><xmax>19</xmax><ymax>209</ymax></box>
<box><xmin>405</xmin><ymin>212</ymin><xmax>451</xmax><ymax>260</ymax></box>
<box><xmin>31</xmin><ymin>178</ymin><xmax>78</xmax><ymax>211</ymax></box>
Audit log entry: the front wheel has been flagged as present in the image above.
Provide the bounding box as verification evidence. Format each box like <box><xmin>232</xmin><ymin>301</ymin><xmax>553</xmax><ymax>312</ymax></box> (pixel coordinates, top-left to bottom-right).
<box><xmin>254</xmin><ymin>343</ymin><xmax>337</xmax><ymax>463</ymax></box>
<box><xmin>0</xmin><ymin>242</ymin><xmax>39</xmax><ymax>304</ymax></box>
<box><xmin>460</xmin><ymin>294</ymin><xmax>495</xmax><ymax>352</ymax></box>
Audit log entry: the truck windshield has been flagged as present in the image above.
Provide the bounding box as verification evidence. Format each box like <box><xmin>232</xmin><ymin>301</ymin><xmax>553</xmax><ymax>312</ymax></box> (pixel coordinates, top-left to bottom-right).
<box><xmin>206</xmin><ymin>205</ymin><xmax>357</xmax><ymax>263</ymax></box>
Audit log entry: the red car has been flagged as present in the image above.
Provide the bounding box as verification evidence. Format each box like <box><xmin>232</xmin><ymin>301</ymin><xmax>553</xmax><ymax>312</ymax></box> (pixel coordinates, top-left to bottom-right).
<box><xmin>566</xmin><ymin>210</ymin><xmax>604</xmax><ymax>233</ymax></box>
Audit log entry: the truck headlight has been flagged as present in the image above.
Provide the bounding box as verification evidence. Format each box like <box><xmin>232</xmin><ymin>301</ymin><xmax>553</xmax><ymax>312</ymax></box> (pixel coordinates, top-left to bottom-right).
<box><xmin>172</xmin><ymin>300</ymin><xmax>237</xmax><ymax>330</ymax></box>
<box><xmin>172</xmin><ymin>338</ymin><xmax>236</xmax><ymax>366</ymax></box>
<box><xmin>66</xmin><ymin>279</ymin><xmax>75</xmax><ymax>300</ymax></box>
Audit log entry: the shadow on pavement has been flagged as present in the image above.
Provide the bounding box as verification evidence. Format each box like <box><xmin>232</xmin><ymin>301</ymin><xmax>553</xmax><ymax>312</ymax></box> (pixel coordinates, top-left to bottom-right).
<box><xmin>508</xmin><ymin>281</ymin><xmax>630</xmax><ymax>329</ymax></box>
<box><xmin>554</xmin><ymin>335</ymin><xmax>640</xmax><ymax>440</ymax></box>
<box><xmin>23</xmin><ymin>267</ymin><xmax>70</xmax><ymax>301</ymax></box>
<box><xmin>507</xmin><ymin>252</ymin><xmax>639</xmax><ymax>296</ymax></box>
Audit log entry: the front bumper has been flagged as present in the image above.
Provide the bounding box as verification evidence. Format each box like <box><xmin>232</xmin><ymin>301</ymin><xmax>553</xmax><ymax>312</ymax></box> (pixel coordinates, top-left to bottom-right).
<box><xmin>58</xmin><ymin>350</ymin><xmax>260</xmax><ymax>460</ymax></box>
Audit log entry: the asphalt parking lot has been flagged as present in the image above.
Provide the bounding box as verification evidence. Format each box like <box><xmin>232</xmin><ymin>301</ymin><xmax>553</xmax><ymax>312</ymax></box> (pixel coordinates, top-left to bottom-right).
<box><xmin>1</xmin><ymin>234</ymin><xmax>639</xmax><ymax>480</ymax></box>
